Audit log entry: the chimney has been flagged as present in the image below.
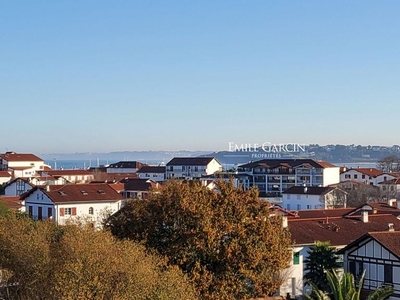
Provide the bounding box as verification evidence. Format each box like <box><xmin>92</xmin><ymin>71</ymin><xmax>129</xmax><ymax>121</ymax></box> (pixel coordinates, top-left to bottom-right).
<box><xmin>46</xmin><ymin>184</ymin><xmax>50</xmax><ymax>192</ymax></box>
<box><xmin>361</xmin><ymin>210</ymin><xmax>368</xmax><ymax>223</ymax></box>
<box><xmin>388</xmin><ymin>223</ymin><xmax>395</xmax><ymax>232</ymax></box>
<box><xmin>388</xmin><ymin>199</ymin><xmax>396</xmax><ymax>207</ymax></box>
<box><xmin>304</xmin><ymin>186</ymin><xmax>308</xmax><ymax>193</ymax></box>
<box><xmin>373</xmin><ymin>208</ymin><xmax>378</xmax><ymax>214</ymax></box>
<box><xmin>282</xmin><ymin>216</ymin><xmax>288</xmax><ymax>228</ymax></box>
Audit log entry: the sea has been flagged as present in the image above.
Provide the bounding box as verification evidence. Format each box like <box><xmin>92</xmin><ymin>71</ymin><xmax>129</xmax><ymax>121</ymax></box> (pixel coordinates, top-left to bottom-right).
<box><xmin>44</xmin><ymin>159</ymin><xmax>378</xmax><ymax>171</ymax></box>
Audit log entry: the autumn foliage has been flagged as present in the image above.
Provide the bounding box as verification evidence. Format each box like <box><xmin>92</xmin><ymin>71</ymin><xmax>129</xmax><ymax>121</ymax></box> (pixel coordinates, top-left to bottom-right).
<box><xmin>107</xmin><ymin>180</ymin><xmax>292</xmax><ymax>299</ymax></box>
<box><xmin>0</xmin><ymin>214</ymin><xmax>197</xmax><ymax>300</ymax></box>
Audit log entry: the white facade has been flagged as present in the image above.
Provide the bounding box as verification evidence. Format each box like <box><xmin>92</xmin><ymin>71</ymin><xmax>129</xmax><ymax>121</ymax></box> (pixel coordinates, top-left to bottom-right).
<box><xmin>283</xmin><ymin>193</ymin><xmax>324</xmax><ymax>211</ymax></box>
<box><xmin>238</xmin><ymin>160</ymin><xmax>340</xmax><ymax>196</ymax></box>
<box><xmin>24</xmin><ymin>188</ymin><xmax>123</xmax><ymax>227</ymax></box>
<box><xmin>166</xmin><ymin>158</ymin><xmax>222</xmax><ymax>179</ymax></box>
<box><xmin>341</xmin><ymin>234</ymin><xmax>400</xmax><ymax>299</ymax></box>
<box><xmin>137</xmin><ymin>172</ymin><xmax>165</xmax><ymax>182</ymax></box>
<box><xmin>341</xmin><ymin>169</ymin><xmax>395</xmax><ymax>186</ymax></box>
<box><xmin>4</xmin><ymin>179</ymin><xmax>34</xmax><ymax>196</ymax></box>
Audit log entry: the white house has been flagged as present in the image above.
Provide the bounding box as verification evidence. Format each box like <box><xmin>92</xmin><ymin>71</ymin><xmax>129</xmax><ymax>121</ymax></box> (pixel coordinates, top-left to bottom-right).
<box><xmin>3</xmin><ymin>178</ymin><xmax>35</xmax><ymax>196</ymax></box>
<box><xmin>279</xmin><ymin>206</ymin><xmax>400</xmax><ymax>298</ymax></box>
<box><xmin>340</xmin><ymin>168</ymin><xmax>396</xmax><ymax>186</ymax></box>
<box><xmin>282</xmin><ymin>186</ymin><xmax>347</xmax><ymax>210</ymax></box>
<box><xmin>165</xmin><ymin>157</ymin><xmax>222</xmax><ymax>179</ymax></box>
<box><xmin>121</xmin><ymin>178</ymin><xmax>160</xmax><ymax>200</ymax></box>
<box><xmin>40</xmin><ymin>169</ymin><xmax>94</xmax><ymax>184</ymax></box>
<box><xmin>0</xmin><ymin>152</ymin><xmax>45</xmax><ymax>178</ymax></box>
<box><xmin>237</xmin><ymin>159</ymin><xmax>340</xmax><ymax>197</ymax></box>
<box><xmin>338</xmin><ymin>231</ymin><xmax>400</xmax><ymax>299</ymax></box>
<box><xmin>136</xmin><ymin>166</ymin><xmax>165</xmax><ymax>182</ymax></box>
<box><xmin>106</xmin><ymin>161</ymin><xmax>147</xmax><ymax>174</ymax></box>
<box><xmin>0</xmin><ymin>171</ymin><xmax>12</xmax><ymax>185</ymax></box>
<box><xmin>21</xmin><ymin>183</ymin><xmax>124</xmax><ymax>227</ymax></box>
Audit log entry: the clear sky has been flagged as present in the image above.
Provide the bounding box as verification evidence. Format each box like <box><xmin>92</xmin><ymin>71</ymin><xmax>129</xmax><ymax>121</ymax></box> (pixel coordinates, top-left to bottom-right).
<box><xmin>2</xmin><ymin>1</ymin><xmax>400</xmax><ymax>153</ymax></box>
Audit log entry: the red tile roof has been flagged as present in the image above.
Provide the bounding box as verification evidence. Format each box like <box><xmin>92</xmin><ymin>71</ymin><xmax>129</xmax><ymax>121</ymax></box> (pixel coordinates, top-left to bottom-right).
<box><xmin>289</xmin><ymin>214</ymin><xmax>400</xmax><ymax>246</ymax></box>
<box><xmin>44</xmin><ymin>170</ymin><xmax>93</xmax><ymax>176</ymax></box>
<box><xmin>0</xmin><ymin>171</ymin><xmax>11</xmax><ymax>177</ymax></box>
<box><xmin>0</xmin><ymin>196</ymin><xmax>23</xmax><ymax>210</ymax></box>
<box><xmin>316</xmin><ymin>161</ymin><xmax>337</xmax><ymax>168</ymax></box>
<box><xmin>0</xmin><ymin>152</ymin><xmax>43</xmax><ymax>162</ymax></box>
<box><xmin>338</xmin><ymin>231</ymin><xmax>400</xmax><ymax>259</ymax></box>
<box><xmin>342</xmin><ymin>168</ymin><xmax>383</xmax><ymax>178</ymax></box>
<box><xmin>22</xmin><ymin>183</ymin><xmax>123</xmax><ymax>203</ymax></box>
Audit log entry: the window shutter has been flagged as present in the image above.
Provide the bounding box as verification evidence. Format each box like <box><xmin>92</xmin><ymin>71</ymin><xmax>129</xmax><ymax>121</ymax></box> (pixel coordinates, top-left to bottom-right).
<box><xmin>72</xmin><ymin>207</ymin><xmax>77</xmax><ymax>216</ymax></box>
<box><xmin>60</xmin><ymin>208</ymin><xmax>65</xmax><ymax>217</ymax></box>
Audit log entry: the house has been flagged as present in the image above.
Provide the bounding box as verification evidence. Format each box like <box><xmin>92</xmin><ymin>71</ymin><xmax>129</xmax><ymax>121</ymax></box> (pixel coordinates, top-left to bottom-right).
<box><xmin>237</xmin><ymin>159</ymin><xmax>340</xmax><ymax>198</ymax></box>
<box><xmin>21</xmin><ymin>183</ymin><xmax>124</xmax><ymax>227</ymax></box>
<box><xmin>136</xmin><ymin>166</ymin><xmax>165</xmax><ymax>182</ymax></box>
<box><xmin>0</xmin><ymin>171</ymin><xmax>12</xmax><ymax>185</ymax></box>
<box><xmin>40</xmin><ymin>169</ymin><xmax>94</xmax><ymax>184</ymax></box>
<box><xmin>278</xmin><ymin>202</ymin><xmax>400</xmax><ymax>298</ymax></box>
<box><xmin>340</xmin><ymin>168</ymin><xmax>396</xmax><ymax>186</ymax></box>
<box><xmin>338</xmin><ymin>231</ymin><xmax>400</xmax><ymax>299</ymax></box>
<box><xmin>0</xmin><ymin>196</ymin><xmax>24</xmax><ymax>212</ymax></box>
<box><xmin>282</xmin><ymin>186</ymin><xmax>347</xmax><ymax>210</ymax></box>
<box><xmin>121</xmin><ymin>178</ymin><xmax>160</xmax><ymax>199</ymax></box>
<box><xmin>165</xmin><ymin>157</ymin><xmax>222</xmax><ymax>179</ymax></box>
<box><xmin>29</xmin><ymin>175</ymin><xmax>68</xmax><ymax>186</ymax></box>
<box><xmin>106</xmin><ymin>161</ymin><xmax>147</xmax><ymax>174</ymax></box>
<box><xmin>3</xmin><ymin>178</ymin><xmax>35</xmax><ymax>196</ymax></box>
<box><xmin>379</xmin><ymin>177</ymin><xmax>400</xmax><ymax>199</ymax></box>
<box><xmin>0</xmin><ymin>152</ymin><xmax>45</xmax><ymax>178</ymax></box>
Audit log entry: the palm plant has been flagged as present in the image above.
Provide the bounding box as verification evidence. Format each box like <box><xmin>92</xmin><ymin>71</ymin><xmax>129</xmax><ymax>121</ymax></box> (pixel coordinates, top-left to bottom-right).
<box><xmin>305</xmin><ymin>269</ymin><xmax>393</xmax><ymax>300</ymax></box>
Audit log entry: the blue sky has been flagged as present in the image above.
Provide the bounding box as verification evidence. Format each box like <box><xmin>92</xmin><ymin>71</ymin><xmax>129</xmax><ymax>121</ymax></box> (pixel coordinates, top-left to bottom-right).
<box><xmin>2</xmin><ymin>1</ymin><xmax>400</xmax><ymax>153</ymax></box>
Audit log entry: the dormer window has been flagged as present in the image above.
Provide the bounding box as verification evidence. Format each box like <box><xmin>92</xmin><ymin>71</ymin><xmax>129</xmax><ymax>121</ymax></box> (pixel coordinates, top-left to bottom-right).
<box><xmin>89</xmin><ymin>207</ymin><xmax>94</xmax><ymax>215</ymax></box>
<box><xmin>81</xmin><ymin>190</ymin><xmax>88</xmax><ymax>195</ymax></box>
<box><xmin>58</xmin><ymin>191</ymin><xmax>66</xmax><ymax>196</ymax></box>
<box><xmin>98</xmin><ymin>189</ymin><xmax>105</xmax><ymax>194</ymax></box>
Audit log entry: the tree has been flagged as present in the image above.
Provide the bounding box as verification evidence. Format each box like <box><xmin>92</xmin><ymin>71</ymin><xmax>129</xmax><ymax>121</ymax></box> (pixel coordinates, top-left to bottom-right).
<box><xmin>305</xmin><ymin>269</ymin><xmax>393</xmax><ymax>300</ymax></box>
<box><xmin>377</xmin><ymin>155</ymin><xmax>400</xmax><ymax>173</ymax></box>
<box><xmin>0</xmin><ymin>213</ymin><xmax>197</xmax><ymax>300</ymax></box>
<box><xmin>106</xmin><ymin>180</ymin><xmax>292</xmax><ymax>300</ymax></box>
<box><xmin>346</xmin><ymin>184</ymin><xmax>382</xmax><ymax>207</ymax></box>
<box><xmin>304</xmin><ymin>241</ymin><xmax>341</xmax><ymax>293</ymax></box>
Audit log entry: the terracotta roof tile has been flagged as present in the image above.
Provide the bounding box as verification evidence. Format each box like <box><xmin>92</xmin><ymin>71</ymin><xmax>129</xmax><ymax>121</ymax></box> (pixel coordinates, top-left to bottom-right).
<box><xmin>0</xmin><ymin>152</ymin><xmax>43</xmax><ymax>162</ymax></box>
<box><xmin>289</xmin><ymin>214</ymin><xmax>400</xmax><ymax>246</ymax></box>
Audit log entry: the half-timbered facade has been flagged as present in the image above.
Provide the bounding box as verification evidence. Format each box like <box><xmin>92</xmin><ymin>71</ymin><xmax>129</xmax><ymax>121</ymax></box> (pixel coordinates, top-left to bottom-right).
<box><xmin>339</xmin><ymin>231</ymin><xmax>400</xmax><ymax>299</ymax></box>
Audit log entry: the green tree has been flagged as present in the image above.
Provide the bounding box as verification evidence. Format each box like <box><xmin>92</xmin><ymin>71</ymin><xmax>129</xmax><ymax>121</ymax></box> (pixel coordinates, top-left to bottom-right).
<box><xmin>304</xmin><ymin>241</ymin><xmax>341</xmax><ymax>293</ymax></box>
<box><xmin>305</xmin><ymin>269</ymin><xmax>393</xmax><ymax>300</ymax></box>
<box><xmin>106</xmin><ymin>180</ymin><xmax>292</xmax><ymax>300</ymax></box>
<box><xmin>0</xmin><ymin>213</ymin><xmax>197</xmax><ymax>300</ymax></box>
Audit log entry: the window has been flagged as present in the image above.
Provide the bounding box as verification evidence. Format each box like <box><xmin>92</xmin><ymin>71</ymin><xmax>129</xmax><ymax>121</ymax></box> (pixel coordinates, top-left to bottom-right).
<box><xmin>384</xmin><ymin>265</ymin><xmax>393</xmax><ymax>284</ymax></box>
<box><xmin>362</xmin><ymin>175</ymin><xmax>365</xmax><ymax>179</ymax></box>
<box><xmin>287</xmin><ymin>204</ymin><xmax>291</xmax><ymax>210</ymax></box>
<box><xmin>287</xmin><ymin>194</ymin><xmax>291</xmax><ymax>199</ymax></box>
<box><xmin>47</xmin><ymin>207</ymin><xmax>52</xmax><ymax>219</ymax></box>
<box><xmin>28</xmin><ymin>206</ymin><xmax>33</xmax><ymax>217</ymax></box>
<box><xmin>345</xmin><ymin>174</ymin><xmax>350</xmax><ymax>179</ymax></box>
<box><xmin>293</xmin><ymin>252</ymin><xmax>300</xmax><ymax>265</ymax></box>
<box><xmin>37</xmin><ymin>194</ymin><xmax>39</xmax><ymax>200</ymax></box>
<box><xmin>354</xmin><ymin>174</ymin><xmax>358</xmax><ymax>179</ymax></box>
<box><xmin>307</xmin><ymin>205</ymin><xmax>311</xmax><ymax>209</ymax></box>
<box><xmin>297</xmin><ymin>204</ymin><xmax>301</xmax><ymax>210</ymax></box>
<box><xmin>65</xmin><ymin>208</ymin><xmax>72</xmax><ymax>215</ymax></box>
<box><xmin>89</xmin><ymin>207</ymin><xmax>94</xmax><ymax>215</ymax></box>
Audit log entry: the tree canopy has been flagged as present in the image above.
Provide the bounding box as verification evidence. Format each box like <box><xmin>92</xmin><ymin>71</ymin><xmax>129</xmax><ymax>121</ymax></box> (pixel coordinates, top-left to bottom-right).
<box><xmin>106</xmin><ymin>180</ymin><xmax>292</xmax><ymax>300</ymax></box>
<box><xmin>304</xmin><ymin>241</ymin><xmax>341</xmax><ymax>293</ymax></box>
<box><xmin>0</xmin><ymin>213</ymin><xmax>196</xmax><ymax>300</ymax></box>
